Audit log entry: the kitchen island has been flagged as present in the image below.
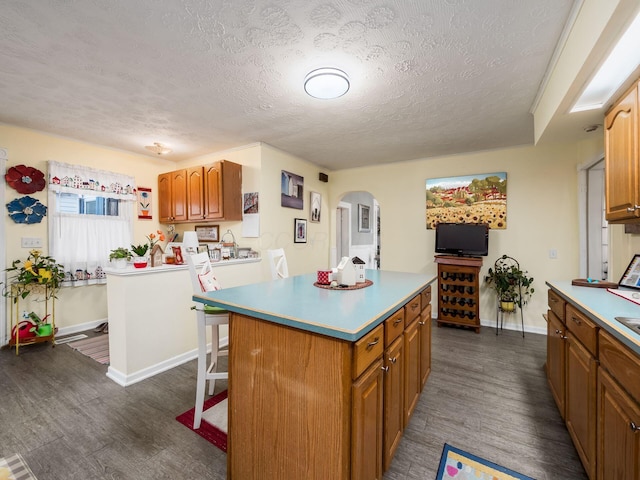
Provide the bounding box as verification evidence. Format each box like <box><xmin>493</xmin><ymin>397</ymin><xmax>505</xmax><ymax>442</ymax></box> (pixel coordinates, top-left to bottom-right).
<box><xmin>194</xmin><ymin>270</ymin><xmax>435</xmax><ymax>479</ymax></box>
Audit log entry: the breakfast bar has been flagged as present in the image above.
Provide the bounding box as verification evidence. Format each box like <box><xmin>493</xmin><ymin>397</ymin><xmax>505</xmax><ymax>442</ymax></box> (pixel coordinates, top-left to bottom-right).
<box><xmin>194</xmin><ymin>270</ymin><xmax>435</xmax><ymax>479</ymax></box>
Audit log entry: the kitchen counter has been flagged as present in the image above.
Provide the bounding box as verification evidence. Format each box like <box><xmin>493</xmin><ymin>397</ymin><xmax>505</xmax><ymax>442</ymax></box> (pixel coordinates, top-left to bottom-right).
<box><xmin>193</xmin><ymin>269</ymin><xmax>435</xmax><ymax>341</ymax></box>
<box><xmin>546</xmin><ymin>280</ymin><xmax>640</xmax><ymax>354</ymax></box>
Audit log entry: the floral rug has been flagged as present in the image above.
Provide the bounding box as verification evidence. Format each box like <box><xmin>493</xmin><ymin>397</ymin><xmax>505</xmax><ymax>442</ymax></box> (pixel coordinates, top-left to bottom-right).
<box><xmin>436</xmin><ymin>443</ymin><xmax>535</xmax><ymax>480</ymax></box>
<box><xmin>0</xmin><ymin>453</ymin><xmax>38</xmax><ymax>480</ymax></box>
<box><xmin>175</xmin><ymin>390</ymin><xmax>227</xmax><ymax>452</ymax></box>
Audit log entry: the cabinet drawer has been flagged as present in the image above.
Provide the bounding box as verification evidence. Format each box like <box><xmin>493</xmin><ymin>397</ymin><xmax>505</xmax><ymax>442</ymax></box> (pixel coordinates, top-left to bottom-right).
<box><xmin>599</xmin><ymin>330</ymin><xmax>640</xmax><ymax>404</ymax></box>
<box><xmin>566</xmin><ymin>305</ymin><xmax>597</xmax><ymax>356</ymax></box>
<box><xmin>353</xmin><ymin>324</ymin><xmax>384</xmax><ymax>380</ymax></box>
<box><xmin>548</xmin><ymin>289</ymin><xmax>566</xmax><ymax>322</ymax></box>
<box><xmin>421</xmin><ymin>286</ymin><xmax>432</xmax><ymax>309</ymax></box>
<box><xmin>384</xmin><ymin>309</ymin><xmax>405</xmax><ymax>347</ymax></box>
<box><xmin>404</xmin><ymin>294</ymin><xmax>422</xmax><ymax>327</ymax></box>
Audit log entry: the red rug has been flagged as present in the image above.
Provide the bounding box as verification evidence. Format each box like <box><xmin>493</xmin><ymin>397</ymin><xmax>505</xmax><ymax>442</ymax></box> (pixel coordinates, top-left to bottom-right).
<box><xmin>175</xmin><ymin>390</ymin><xmax>228</xmax><ymax>452</ymax></box>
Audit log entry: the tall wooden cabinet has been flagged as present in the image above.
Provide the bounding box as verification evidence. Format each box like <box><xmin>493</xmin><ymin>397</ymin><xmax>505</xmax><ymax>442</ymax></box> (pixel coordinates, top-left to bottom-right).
<box><xmin>435</xmin><ymin>255</ymin><xmax>482</xmax><ymax>332</ymax></box>
<box><xmin>159</xmin><ymin>160</ymin><xmax>242</xmax><ymax>224</ymax></box>
<box><xmin>605</xmin><ymin>79</ymin><xmax>639</xmax><ymax>222</ymax></box>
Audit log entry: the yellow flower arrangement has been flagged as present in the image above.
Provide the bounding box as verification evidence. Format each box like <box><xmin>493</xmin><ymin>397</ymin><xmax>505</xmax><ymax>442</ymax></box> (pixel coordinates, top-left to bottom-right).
<box><xmin>4</xmin><ymin>249</ymin><xmax>65</xmax><ymax>301</ymax></box>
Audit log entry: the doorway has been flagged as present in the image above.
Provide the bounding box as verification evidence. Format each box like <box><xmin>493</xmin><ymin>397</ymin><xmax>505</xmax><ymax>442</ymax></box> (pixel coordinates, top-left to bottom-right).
<box><xmin>335</xmin><ymin>192</ymin><xmax>380</xmax><ymax>269</ymax></box>
<box><xmin>579</xmin><ymin>157</ymin><xmax>608</xmax><ymax>280</ymax></box>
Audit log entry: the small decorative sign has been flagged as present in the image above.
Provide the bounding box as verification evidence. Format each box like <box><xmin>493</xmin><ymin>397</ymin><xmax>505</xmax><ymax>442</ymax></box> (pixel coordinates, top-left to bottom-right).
<box><xmin>137</xmin><ymin>187</ymin><xmax>152</xmax><ymax>219</ymax></box>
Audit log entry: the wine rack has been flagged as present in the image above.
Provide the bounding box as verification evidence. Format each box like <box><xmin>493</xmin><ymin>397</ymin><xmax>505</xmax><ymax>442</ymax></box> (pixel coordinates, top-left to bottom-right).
<box><xmin>435</xmin><ymin>255</ymin><xmax>482</xmax><ymax>333</ymax></box>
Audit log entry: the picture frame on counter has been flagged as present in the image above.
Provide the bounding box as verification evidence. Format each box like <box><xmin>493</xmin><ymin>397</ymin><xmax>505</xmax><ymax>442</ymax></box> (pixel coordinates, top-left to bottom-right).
<box><xmin>197</xmin><ymin>244</ymin><xmax>209</xmax><ymax>254</ymax></box>
<box><xmin>195</xmin><ymin>225</ymin><xmax>220</xmax><ymax>242</ymax></box>
<box><xmin>294</xmin><ymin>218</ymin><xmax>307</xmax><ymax>243</ymax></box>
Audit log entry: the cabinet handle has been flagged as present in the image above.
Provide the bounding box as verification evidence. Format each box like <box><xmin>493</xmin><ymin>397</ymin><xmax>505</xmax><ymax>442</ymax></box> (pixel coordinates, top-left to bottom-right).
<box><xmin>381</xmin><ymin>365</ymin><xmax>389</xmax><ymax>373</ymax></box>
<box><xmin>393</xmin><ymin>318</ymin><xmax>403</xmax><ymax>326</ymax></box>
<box><xmin>627</xmin><ymin>205</ymin><xmax>640</xmax><ymax>212</ymax></box>
<box><xmin>631</xmin><ymin>422</ymin><xmax>640</xmax><ymax>432</ymax></box>
<box><xmin>411</xmin><ymin>302</ymin><xmax>419</xmax><ymax>309</ymax></box>
<box><xmin>571</xmin><ymin>316</ymin><xmax>582</xmax><ymax>326</ymax></box>
<box><xmin>419</xmin><ymin>321</ymin><xmax>426</xmax><ymax>326</ymax></box>
<box><xmin>366</xmin><ymin>337</ymin><xmax>380</xmax><ymax>349</ymax></box>
<box><xmin>389</xmin><ymin>356</ymin><xmax>397</xmax><ymax>364</ymax></box>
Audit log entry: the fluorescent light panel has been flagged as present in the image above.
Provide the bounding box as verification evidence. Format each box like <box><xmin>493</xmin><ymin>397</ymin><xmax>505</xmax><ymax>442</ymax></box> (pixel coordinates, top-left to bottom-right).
<box><xmin>571</xmin><ymin>11</ymin><xmax>640</xmax><ymax>113</ymax></box>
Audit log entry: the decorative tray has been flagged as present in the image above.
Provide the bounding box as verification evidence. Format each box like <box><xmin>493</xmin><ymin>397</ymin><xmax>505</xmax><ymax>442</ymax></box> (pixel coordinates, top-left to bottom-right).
<box><xmin>571</xmin><ymin>278</ymin><xmax>618</xmax><ymax>289</ymax></box>
<box><xmin>313</xmin><ymin>280</ymin><xmax>373</xmax><ymax>290</ymax></box>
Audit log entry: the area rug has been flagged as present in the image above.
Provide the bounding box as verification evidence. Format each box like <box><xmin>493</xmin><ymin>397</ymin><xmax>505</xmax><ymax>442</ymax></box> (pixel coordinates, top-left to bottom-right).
<box><xmin>436</xmin><ymin>443</ymin><xmax>535</xmax><ymax>480</ymax></box>
<box><xmin>67</xmin><ymin>334</ymin><xmax>109</xmax><ymax>365</ymax></box>
<box><xmin>0</xmin><ymin>453</ymin><xmax>38</xmax><ymax>480</ymax></box>
<box><xmin>175</xmin><ymin>390</ymin><xmax>227</xmax><ymax>452</ymax></box>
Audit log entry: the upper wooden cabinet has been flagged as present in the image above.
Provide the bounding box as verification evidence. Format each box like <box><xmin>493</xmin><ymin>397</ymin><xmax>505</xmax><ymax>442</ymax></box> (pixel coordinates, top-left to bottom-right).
<box><xmin>158</xmin><ymin>169</ymin><xmax>187</xmax><ymax>223</ymax></box>
<box><xmin>160</xmin><ymin>160</ymin><xmax>242</xmax><ymax>224</ymax></box>
<box><xmin>605</xmin><ymin>81</ymin><xmax>639</xmax><ymax>222</ymax></box>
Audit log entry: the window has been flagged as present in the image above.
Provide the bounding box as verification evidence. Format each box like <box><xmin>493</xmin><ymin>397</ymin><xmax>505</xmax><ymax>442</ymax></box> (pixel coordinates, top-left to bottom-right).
<box><xmin>48</xmin><ymin>161</ymin><xmax>136</xmax><ymax>285</ymax></box>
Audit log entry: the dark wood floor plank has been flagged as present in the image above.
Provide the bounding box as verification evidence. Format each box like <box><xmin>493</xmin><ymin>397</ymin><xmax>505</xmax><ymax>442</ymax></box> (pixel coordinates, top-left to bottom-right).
<box><xmin>0</xmin><ymin>323</ymin><xmax>586</xmax><ymax>479</ymax></box>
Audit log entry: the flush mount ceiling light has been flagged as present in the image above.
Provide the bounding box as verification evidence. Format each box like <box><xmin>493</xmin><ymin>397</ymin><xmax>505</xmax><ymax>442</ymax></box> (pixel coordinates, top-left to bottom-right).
<box><xmin>304</xmin><ymin>68</ymin><xmax>350</xmax><ymax>99</ymax></box>
<box><xmin>571</xmin><ymin>11</ymin><xmax>640</xmax><ymax>113</ymax></box>
<box><xmin>145</xmin><ymin>142</ymin><xmax>172</xmax><ymax>155</ymax></box>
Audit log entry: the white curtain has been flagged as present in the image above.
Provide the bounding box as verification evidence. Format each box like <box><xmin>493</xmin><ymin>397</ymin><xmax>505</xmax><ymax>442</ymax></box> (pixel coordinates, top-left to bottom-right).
<box><xmin>48</xmin><ymin>161</ymin><xmax>136</xmax><ymax>286</ymax></box>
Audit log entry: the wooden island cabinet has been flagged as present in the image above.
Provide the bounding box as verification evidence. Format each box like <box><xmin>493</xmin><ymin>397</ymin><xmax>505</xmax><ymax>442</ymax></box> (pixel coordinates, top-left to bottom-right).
<box><xmin>194</xmin><ymin>271</ymin><xmax>434</xmax><ymax>480</ymax></box>
<box><xmin>546</xmin><ymin>282</ymin><xmax>640</xmax><ymax>480</ymax></box>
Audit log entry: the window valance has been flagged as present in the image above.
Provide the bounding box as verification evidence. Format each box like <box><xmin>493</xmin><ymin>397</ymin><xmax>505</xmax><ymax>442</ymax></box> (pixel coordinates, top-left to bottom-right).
<box><xmin>48</xmin><ymin>160</ymin><xmax>137</xmax><ymax>201</ymax></box>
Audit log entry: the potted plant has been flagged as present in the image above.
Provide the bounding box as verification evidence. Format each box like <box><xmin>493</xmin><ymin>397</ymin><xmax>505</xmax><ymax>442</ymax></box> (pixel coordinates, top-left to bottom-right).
<box><xmin>485</xmin><ymin>255</ymin><xmax>535</xmax><ymax>312</ymax></box>
<box><xmin>130</xmin><ymin>243</ymin><xmax>149</xmax><ymax>268</ymax></box>
<box><xmin>109</xmin><ymin>247</ymin><xmax>131</xmax><ymax>268</ymax></box>
<box><xmin>4</xmin><ymin>250</ymin><xmax>66</xmax><ymax>302</ymax></box>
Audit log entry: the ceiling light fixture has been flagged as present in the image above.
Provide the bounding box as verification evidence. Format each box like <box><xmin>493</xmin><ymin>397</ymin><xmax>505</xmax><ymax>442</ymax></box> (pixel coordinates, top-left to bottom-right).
<box><xmin>571</xmin><ymin>11</ymin><xmax>640</xmax><ymax>113</ymax></box>
<box><xmin>145</xmin><ymin>142</ymin><xmax>172</xmax><ymax>155</ymax></box>
<box><xmin>304</xmin><ymin>68</ymin><xmax>350</xmax><ymax>99</ymax></box>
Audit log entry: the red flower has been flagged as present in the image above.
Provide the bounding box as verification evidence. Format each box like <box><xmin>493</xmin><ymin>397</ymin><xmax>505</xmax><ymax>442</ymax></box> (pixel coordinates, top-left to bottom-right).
<box><xmin>5</xmin><ymin>165</ymin><xmax>46</xmax><ymax>194</ymax></box>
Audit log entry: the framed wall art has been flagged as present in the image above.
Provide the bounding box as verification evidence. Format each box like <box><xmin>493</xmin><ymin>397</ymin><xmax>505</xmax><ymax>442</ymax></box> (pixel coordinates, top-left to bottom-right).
<box><xmin>358</xmin><ymin>204</ymin><xmax>371</xmax><ymax>232</ymax></box>
<box><xmin>281</xmin><ymin>170</ymin><xmax>304</xmax><ymax>209</ymax></box>
<box><xmin>195</xmin><ymin>225</ymin><xmax>220</xmax><ymax>242</ymax></box>
<box><xmin>425</xmin><ymin>172</ymin><xmax>507</xmax><ymax>229</ymax></box>
<box><xmin>310</xmin><ymin>191</ymin><xmax>321</xmax><ymax>222</ymax></box>
<box><xmin>294</xmin><ymin>218</ymin><xmax>307</xmax><ymax>243</ymax></box>
<box><xmin>137</xmin><ymin>187</ymin><xmax>152</xmax><ymax>219</ymax></box>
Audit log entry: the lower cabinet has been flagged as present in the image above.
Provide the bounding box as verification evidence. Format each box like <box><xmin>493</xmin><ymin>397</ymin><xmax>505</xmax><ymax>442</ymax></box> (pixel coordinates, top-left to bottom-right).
<box><xmin>566</xmin><ymin>332</ymin><xmax>597</xmax><ymax>479</ymax></box>
<box><xmin>419</xmin><ymin>302</ymin><xmax>432</xmax><ymax>390</ymax></box>
<box><xmin>353</xmin><ymin>358</ymin><xmax>384</xmax><ymax>480</ymax></box>
<box><xmin>404</xmin><ymin>318</ymin><xmax>421</xmax><ymax>425</ymax></box>
<box><xmin>597</xmin><ymin>368</ymin><xmax>640</xmax><ymax>480</ymax></box>
<box><xmin>547</xmin><ymin>309</ymin><xmax>567</xmax><ymax>419</ymax></box>
<box><xmin>383</xmin><ymin>336</ymin><xmax>404</xmax><ymax>471</ymax></box>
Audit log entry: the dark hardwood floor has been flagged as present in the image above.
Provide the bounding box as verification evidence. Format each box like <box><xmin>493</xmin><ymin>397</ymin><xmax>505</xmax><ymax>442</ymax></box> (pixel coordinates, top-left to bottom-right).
<box><xmin>0</xmin><ymin>323</ymin><xmax>587</xmax><ymax>480</ymax></box>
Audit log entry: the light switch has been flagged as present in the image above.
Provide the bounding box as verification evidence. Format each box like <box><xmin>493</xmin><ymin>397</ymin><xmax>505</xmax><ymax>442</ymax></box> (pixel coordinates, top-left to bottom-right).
<box><xmin>21</xmin><ymin>237</ymin><xmax>43</xmax><ymax>248</ymax></box>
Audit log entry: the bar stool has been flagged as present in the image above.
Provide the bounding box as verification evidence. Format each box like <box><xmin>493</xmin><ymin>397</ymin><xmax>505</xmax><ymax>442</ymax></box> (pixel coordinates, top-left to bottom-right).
<box><xmin>186</xmin><ymin>252</ymin><xmax>229</xmax><ymax>429</ymax></box>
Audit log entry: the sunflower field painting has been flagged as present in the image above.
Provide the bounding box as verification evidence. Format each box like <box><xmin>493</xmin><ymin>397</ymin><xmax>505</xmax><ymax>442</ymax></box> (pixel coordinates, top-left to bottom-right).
<box><xmin>426</xmin><ymin>172</ymin><xmax>507</xmax><ymax>229</ymax></box>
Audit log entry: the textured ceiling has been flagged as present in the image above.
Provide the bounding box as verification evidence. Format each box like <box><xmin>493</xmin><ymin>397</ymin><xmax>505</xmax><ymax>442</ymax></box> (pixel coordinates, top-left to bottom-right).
<box><xmin>0</xmin><ymin>0</ymin><xmax>577</xmax><ymax>170</ymax></box>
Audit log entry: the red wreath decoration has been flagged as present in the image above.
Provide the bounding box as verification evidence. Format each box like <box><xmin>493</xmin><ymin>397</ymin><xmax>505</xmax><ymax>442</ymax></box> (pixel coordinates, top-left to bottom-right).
<box><xmin>5</xmin><ymin>165</ymin><xmax>46</xmax><ymax>194</ymax></box>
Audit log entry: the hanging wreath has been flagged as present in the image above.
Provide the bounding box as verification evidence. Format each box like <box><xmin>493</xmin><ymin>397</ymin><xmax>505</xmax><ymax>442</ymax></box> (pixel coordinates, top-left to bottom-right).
<box><xmin>6</xmin><ymin>196</ymin><xmax>48</xmax><ymax>224</ymax></box>
<box><xmin>5</xmin><ymin>165</ymin><xmax>46</xmax><ymax>194</ymax></box>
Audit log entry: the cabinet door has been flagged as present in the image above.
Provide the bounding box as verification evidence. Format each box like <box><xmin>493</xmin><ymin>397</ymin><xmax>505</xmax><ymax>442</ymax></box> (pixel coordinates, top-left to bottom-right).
<box><xmin>352</xmin><ymin>358</ymin><xmax>383</xmax><ymax>480</ymax></box>
<box><xmin>597</xmin><ymin>368</ymin><xmax>640</xmax><ymax>480</ymax></box>
<box><xmin>547</xmin><ymin>310</ymin><xmax>566</xmax><ymax>419</ymax></box>
<box><xmin>566</xmin><ymin>332</ymin><xmax>596</xmax><ymax>479</ymax></box>
<box><xmin>605</xmin><ymin>84</ymin><xmax>639</xmax><ymax>222</ymax></box>
<box><xmin>203</xmin><ymin>162</ymin><xmax>223</xmax><ymax>219</ymax></box>
<box><xmin>419</xmin><ymin>303</ymin><xmax>432</xmax><ymax>390</ymax></box>
<box><xmin>158</xmin><ymin>172</ymin><xmax>173</xmax><ymax>222</ymax></box>
<box><xmin>383</xmin><ymin>336</ymin><xmax>404</xmax><ymax>471</ymax></box>
<box><xmin>404</xmin><ymin>319</ymin><xmax>421</xmax><ymax>426</ymax></box>
<box><xmin>171</xmin><ymin>169</ymin><xmax>188</xmax><ymax>222</ymax></box>
<box><xmin>186</xmin><ymin>166</ymin><xmax>205</xmax><ymax>220</ymax></box>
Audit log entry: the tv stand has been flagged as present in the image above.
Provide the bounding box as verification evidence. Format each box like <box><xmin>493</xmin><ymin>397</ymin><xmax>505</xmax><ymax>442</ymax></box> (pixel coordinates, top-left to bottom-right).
<box><xmin>434</xmin><ymin>255</ymin><xmax>482</xmax><ymax>333</ymax></box>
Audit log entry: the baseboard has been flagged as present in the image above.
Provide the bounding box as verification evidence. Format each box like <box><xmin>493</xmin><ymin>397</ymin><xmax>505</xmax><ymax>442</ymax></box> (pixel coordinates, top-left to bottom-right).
<box><xmin>105</xmin><ymin>335</ymin><xmax>229</xmax><ymax>387</ymax></box>
<box><xmin>56</xmin><ymin>318</ymin><xmax>108</xmax><ymax>337</ymax></box>
<box><xmin>479</xmin><ymin>318</ymin><xmax>546</xmax><ymax>335</ymax></box>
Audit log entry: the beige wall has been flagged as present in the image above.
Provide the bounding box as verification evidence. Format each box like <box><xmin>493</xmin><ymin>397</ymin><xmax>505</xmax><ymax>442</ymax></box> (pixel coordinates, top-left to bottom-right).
<box><xmin>330</xmin><ymin>140</ymin><xmax>604</xmax><ymax>332</ymax></box>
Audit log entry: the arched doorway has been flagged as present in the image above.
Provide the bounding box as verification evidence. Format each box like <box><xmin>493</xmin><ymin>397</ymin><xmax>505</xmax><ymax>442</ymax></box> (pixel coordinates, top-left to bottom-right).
<box><xmin>335</xmin><ymin>191</ymin><xmax>380</xmax><ymax>269</ymax></box>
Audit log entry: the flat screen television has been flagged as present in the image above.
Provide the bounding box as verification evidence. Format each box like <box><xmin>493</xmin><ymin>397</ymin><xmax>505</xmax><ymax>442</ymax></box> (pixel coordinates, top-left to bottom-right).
<box><xmin>435</xmin><ymin>222</ymin><xmax>489</xmax><ymax>257</ymax></box>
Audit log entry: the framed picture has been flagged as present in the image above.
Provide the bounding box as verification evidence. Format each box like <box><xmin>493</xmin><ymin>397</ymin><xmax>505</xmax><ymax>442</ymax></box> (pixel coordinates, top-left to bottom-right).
<box><xmin>294</xmin><ymin>218</ymin><xmax>307</xmax><ymax>243</ymax></box>
<box><xmin>310</xmin><ymin>191</ymin><xmax>321</xmax><ymax>223</ymax></box>
<box><xmin>281</xmin><ymin>170</ymin><xmax>304</xmax><ymax>209</ymax></box>
<box><xmin>618</xmin><ymin>254</ymin><xmax>640</xmax><ymax>289</ymax></box>
<box><xmin>137</xmin><ymin>187</ymin><xmax>152</xmax><ymax>219</ymax></box>
<box><xmin>358</xmin><ymin>204</ymin><xmax>371</xmax><ymax>232</ymax></box>
<box><xmin>197</xmin><ymin>244</ymin><xmax>209</xmax><ymax>254</ymax></box>
<box><xmin>195</xmin><ymin>225</ymin><xmax>219</xmax><ymax>242</ymax></box>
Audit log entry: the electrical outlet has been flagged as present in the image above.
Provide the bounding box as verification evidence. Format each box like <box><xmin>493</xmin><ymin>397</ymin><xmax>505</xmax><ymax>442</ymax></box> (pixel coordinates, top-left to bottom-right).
<box><xmin>21</xmin><ymin>237</ymin><xmax>43</xmax><ymax>248</ymax></box>
<box><xmin>549</xmin><ymin>249</ymin><xmax>558</xmax><ymax>259</ymax></box>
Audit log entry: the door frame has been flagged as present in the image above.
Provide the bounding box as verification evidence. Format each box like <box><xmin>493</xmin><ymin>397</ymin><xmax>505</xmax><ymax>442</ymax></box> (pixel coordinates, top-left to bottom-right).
<box><xmin>578</xmin><ymin>153</ymin><xmax>607</xmax><ymax>279</ymax></box>
<box><xmin>333</xmin><ymin>201</ymin><xmax>352</xmax><ymax>268</ymax></box>
<box><xmin>0</xmin><ymin>147</ymin><xmax>7</xmax><ymax>345</ymax></box>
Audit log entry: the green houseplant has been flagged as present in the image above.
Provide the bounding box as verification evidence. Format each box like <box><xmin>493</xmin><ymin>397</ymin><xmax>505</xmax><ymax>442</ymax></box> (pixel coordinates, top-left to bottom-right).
<box><xmin>109</xmin><ymin>247</ymin><xmax>132</xmax><ymax>261</ymax></box>
<box><xmin>485</xmin><ymin>255</ymin><xmax>535</xmax><ymax>312</ymax></box>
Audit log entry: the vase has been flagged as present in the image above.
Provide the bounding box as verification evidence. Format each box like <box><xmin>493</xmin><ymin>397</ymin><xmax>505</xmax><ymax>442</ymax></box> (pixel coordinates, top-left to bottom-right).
<box><xmin>500</xmin><ymin>300</ymin><xmax>515</xmax><ymax>312</ymax></box>
<box><xmin>133</xmin><ymin>256</ymin><xmax>148</xmax><ymax>268</ymax></box>
<box><xmin>112</xmin><ymin>258</ymin><xmax>127</xmax><ymax>269</ymax></box>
